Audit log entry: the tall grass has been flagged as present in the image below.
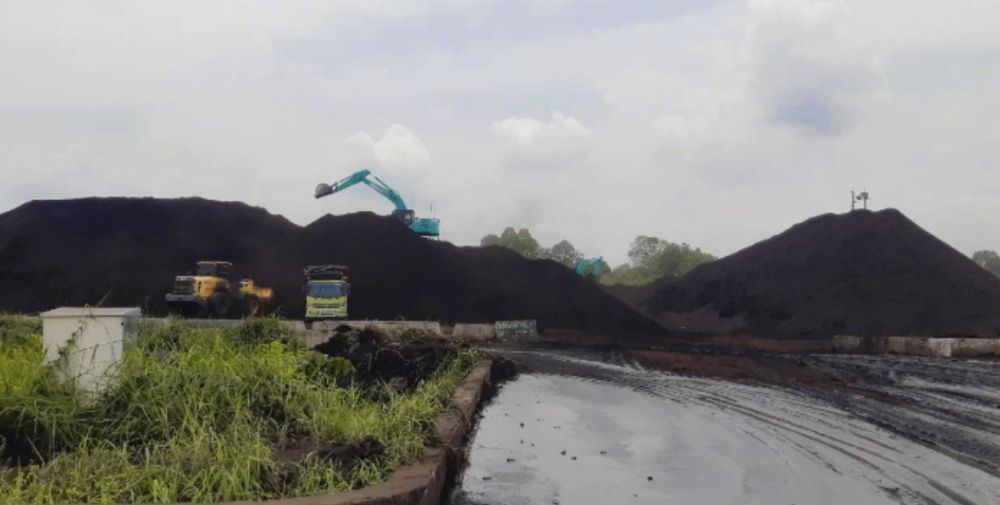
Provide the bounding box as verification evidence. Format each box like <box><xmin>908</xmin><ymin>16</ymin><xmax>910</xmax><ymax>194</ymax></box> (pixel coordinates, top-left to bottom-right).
<box><xmin>0</xmin><ymin>317</ymin><xmax>476</xmax><ymax>504</ymax></box>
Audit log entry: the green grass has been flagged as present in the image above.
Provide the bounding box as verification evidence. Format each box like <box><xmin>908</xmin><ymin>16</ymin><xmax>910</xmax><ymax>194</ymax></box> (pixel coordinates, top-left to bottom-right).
<box><xmin>0</xmin><ymin>317</ymin><xmax>477</xmax><ymax>504</ymax></box>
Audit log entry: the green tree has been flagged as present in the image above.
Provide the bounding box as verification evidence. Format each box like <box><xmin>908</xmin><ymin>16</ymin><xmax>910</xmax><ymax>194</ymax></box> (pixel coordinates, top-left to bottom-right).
<box><xmin>540</xmin><ymin>240</ymin><xmax>584</xmax><ymax>267</ymax></box>
<box><xmin>480</xmin><ymin>227</ymin><xmax>542</xmax><ymax>258</ymax></box>
<box><xmin>480</xmin><ymin>233</ymin><xmax>501</xmax><ymax>247</ymax></box>
<box><xmin>601</xmin><ymin>236</ymin><xmax>715</xmax><ymax>286</ymax></box>
<box><xmin>972</xmin><ymin>250</ymin><xmax>1000</xmax><ymax>278</ymax></box>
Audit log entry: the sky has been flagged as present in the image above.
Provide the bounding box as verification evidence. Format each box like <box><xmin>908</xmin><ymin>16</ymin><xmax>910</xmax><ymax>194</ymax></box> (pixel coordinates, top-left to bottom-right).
<box><xmin>1</xmin><ymin>0</ymin><xmax>999</xmax><ymax>265</ymax></box>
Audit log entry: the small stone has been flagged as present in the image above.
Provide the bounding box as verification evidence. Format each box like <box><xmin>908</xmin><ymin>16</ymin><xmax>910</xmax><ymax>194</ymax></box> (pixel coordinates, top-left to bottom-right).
<box><xmin>483</xmin><ymin>476</ymin><xmax>492</xmax><ymax>481</ymax></box>
<box><xmin>506</xmin><ymin>458</ymin><xmax>516</xmax><ymax>463</ymax></box>
<box><xmin>571</xmin><ymin>456</ymin><xmax>577</xmax><ymax>460</ymax></box>
<box><xmin>560</xmin><ymin>450</ymin><xmax>566</xmax><ymax>456</ymax></box>
<box><xmin>520</xmin><ymin>439</ymin><xmax>524</xmax><ymax>444</ymax></box>
<box><xmin>520</xmin><ymin>422</ymin><xmax>524</xmax><ymax>427</ymax></box>
<box><xmin>647</xmin><ymin>476</ymin><xmax>654</xmax><ymax>482</ymax></box>
<box><xmin>600</xmin><ymin>450</ymin><xmax>607</xmax><ymax>455</ymax></box>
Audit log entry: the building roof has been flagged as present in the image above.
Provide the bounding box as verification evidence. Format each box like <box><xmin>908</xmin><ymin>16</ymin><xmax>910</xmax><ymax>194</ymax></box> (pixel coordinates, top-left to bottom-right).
<box><xmin>40</xmin><ymin>307</ymin><xmax>141</xmax><ymax>318</ymax></box>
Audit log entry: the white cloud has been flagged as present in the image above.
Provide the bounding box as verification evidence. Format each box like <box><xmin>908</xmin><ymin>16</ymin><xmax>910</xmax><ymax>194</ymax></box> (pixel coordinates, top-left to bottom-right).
<box><xmin>744</xmin><ymin>0</ymin><xmax>888</xmax><ymax>134</ymax></box>
<box><xmin>1</xmin><ymin>0</ymin><xmax>1000</xmax><ymax>265</ymax></box>
<box><xmin>346</xmin><ymin>124</ymin><xmax>432</xmax><ymax>172</ymax></box>
<box><xmin>492</xmin><ymin>112</ymin><xmax>592</xmax><ymax>167</ymax></box>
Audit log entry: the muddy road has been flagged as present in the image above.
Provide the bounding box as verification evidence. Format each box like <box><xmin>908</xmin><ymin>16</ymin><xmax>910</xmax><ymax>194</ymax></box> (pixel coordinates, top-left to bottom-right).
<box><xmin>450</xmin><ymin>350</ymin><xmax>1000</xmax><ymax>505</ymax></box>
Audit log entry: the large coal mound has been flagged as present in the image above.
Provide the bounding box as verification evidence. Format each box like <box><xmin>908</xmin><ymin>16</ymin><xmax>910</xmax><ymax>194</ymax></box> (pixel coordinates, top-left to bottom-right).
<box><xmin>643</xmin><ymin>209</ymin><xmax>1000</xmax><ymax>339</ymax></box>
<box><xmin>0</xmin><ymin>198</ymin><xmax>658</xmax><ymax>333</ymax></box>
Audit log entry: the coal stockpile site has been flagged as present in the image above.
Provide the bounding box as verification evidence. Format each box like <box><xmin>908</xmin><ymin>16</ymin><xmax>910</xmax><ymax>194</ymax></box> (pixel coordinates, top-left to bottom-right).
<box><xmin>0</xmin><ymin>197</ymin><xmax>659</xmax><ymax>332</ymax></box>
<box><xmin>638</xmin><ymin>209</ymin><xmax>1000</xmax><ymax>339</ymax></box>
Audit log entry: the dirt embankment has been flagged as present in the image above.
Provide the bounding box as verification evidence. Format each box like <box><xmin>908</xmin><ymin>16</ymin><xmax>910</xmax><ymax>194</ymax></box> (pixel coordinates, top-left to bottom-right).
<box><xmin>0</xmin><ymin>198</ymin><xmax>660</xmax><ymax>334</ymax></box>
<box><xmin>632</xmin><ymin>209</ymin><xmax>1000</xmax><ymax>339</ymax></box>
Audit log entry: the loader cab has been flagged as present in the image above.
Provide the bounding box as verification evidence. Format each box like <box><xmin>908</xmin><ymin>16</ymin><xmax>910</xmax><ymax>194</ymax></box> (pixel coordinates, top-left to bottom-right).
<box><xmin>196</xmin><ymin>261</ymin><xmax>232</xmax><ymax>278</ymax></box>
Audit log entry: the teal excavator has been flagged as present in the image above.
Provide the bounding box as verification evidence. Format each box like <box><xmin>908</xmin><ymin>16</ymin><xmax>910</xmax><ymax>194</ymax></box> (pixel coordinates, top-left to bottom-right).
<box><xmin>315</xmin><ymin>169</ymin><xmax>440</xmax><ymax>237</ymax></box>
<box><xmin>575</xmin><ymin>257</ymin><xmax>606</xmax><ymax>277</ymax></box>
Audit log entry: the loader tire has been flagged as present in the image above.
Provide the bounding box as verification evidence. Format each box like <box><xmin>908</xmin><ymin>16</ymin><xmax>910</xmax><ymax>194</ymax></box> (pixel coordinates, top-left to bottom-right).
<box><xmin>209</xmin><ymin>292</ymin><xmax>234</xmax><ymax>318</ymax></box>
<box><xmin>242</xmin><ymin>296</ymin><xmax>261</xmax><ymax>317</ymax></box>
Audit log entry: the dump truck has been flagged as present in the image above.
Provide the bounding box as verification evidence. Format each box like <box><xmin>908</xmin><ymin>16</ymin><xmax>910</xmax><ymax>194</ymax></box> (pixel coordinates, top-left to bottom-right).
<box><xmin>304</xmin><ymin>265</ymin><xmax>350</xmax><ymax>323</ymax></box>
<box><xmin>165</xmin><ymin>261</ymin><xmax>273</xmax><ymax>317</ymax></box>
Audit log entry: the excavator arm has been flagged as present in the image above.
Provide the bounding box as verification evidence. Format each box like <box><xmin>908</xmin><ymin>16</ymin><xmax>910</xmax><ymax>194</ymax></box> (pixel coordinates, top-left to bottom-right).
<box><xmin>315</xmin><ymin>169</ymin><xmax>408</xmax><ymax>211</ymax></box>
<box><xmin>315</xmin><ymin>168</ymin><xmax>439</xmax><ymax>237</ymax></box>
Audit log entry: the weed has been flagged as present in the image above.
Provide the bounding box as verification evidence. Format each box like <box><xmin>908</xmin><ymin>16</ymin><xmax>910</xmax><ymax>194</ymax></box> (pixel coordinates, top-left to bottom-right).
<box><xmin>0</xmin><ymin>318</ymin><xmax>477</xmax><ymax>504</ymax></box>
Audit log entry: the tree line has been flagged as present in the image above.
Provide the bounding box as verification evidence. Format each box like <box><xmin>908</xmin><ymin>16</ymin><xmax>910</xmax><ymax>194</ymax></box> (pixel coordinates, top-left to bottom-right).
<box><xmin>973</xmin><ymin>250</ymin><xmax>1000</xmax><ymax>278</ymax></box>
<box><xmin>480</xmin><ymin>227</ymin><xmax>716</xmax><ymax>286</ymax></box>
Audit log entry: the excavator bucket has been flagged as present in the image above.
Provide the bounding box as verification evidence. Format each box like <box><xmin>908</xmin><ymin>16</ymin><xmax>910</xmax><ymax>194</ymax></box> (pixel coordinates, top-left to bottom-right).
<box><xmin>315</xmin><ymin>183</ymin><xmax>333</xmax><ymax>199</ymax></box>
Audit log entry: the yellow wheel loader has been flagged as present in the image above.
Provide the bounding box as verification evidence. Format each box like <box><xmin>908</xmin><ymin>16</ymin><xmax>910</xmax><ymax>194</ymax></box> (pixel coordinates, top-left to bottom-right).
<box><xmin>165</xmin><ymin>261</ymin><xmax>273</xmax><ymax>318</ymax></box>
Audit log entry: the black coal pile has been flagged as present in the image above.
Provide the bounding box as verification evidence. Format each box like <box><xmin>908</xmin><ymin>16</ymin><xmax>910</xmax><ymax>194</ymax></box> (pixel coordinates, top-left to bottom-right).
<box><xmin>641</xmin><ymin>209</ymin><xmax>1000</xmax><ymax>338</ymax></box>
<box><xmin>0</xmin><ymin>197</ymin><xmax>658</xmax><ymax>333</ymax></box>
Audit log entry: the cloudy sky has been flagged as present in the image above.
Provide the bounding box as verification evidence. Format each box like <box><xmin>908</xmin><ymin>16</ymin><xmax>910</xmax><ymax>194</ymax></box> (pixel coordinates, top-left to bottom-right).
<box><xmin>2</xmin><ymin>0</ymin><xmax>999</xmax><ymax>264</ymax></box>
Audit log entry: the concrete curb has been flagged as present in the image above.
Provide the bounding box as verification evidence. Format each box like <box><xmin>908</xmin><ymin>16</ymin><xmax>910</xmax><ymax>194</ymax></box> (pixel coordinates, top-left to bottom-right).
<box><xmin>195</xmin><ymin>359</ymin><xmax>500</xmax><ymax>505</ymax></box>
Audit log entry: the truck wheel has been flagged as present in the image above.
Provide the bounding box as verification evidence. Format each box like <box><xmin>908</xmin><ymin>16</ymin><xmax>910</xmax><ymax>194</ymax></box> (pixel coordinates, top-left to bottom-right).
<box><xmin>242</xmin><ymin>296</ymin><xmax>261</xmax><ymax>317</ymax></box>
<box><xmin>210</xmin><ymin>292</ymin><xmax>234</xmax><ymax>318</ymax></box>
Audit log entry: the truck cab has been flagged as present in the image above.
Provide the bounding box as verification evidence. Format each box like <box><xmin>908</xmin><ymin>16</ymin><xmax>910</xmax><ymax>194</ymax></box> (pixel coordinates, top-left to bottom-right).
<box><xmin>304</xmin><ymin>265</ymin><xmax>350</xmax><ymax>322</ymax></box>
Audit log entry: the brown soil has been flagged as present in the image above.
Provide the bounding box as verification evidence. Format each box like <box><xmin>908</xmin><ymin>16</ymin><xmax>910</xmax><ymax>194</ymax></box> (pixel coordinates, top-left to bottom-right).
<box><xmin>0</xmin><ymin>197</ymin><xmax>659</xmax><ymax>334</ymax></box>
<box><xmin>641</xmin><ymin>209</ymin><xmax>1000</xmax><ymax>339</ymax></box>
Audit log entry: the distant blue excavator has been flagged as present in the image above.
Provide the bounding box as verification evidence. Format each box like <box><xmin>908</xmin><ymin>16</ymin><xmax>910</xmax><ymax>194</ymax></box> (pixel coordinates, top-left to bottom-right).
<box><xmin>315</xmin><ymin>169</ymin><xmax>440</xmax><ymax>237</ymax></box>
<box><xmin>575</xmin><ymin>257</ymin><xmax>606</xmax><ymax>277</ymax></box>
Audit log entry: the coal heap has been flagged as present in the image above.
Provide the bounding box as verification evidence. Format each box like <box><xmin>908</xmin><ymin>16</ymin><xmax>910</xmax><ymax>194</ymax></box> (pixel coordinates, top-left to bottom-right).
<box><xmin>0</xmin><ymin>198</ymin><xmax>658</xmax><ymax>333</ymax></box>
<box><xmin>643</xmin><ymin>209</ymin><xmax>1000</xmax><ymax>338</ymax></box>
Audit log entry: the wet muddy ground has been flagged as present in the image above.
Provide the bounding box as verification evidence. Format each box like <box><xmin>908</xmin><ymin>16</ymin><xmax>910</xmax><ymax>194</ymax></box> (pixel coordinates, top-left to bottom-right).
<box><xmin>449</xmin><ymin>350</ymin><xmax>1000</xmax><ymax>505</ymax></box>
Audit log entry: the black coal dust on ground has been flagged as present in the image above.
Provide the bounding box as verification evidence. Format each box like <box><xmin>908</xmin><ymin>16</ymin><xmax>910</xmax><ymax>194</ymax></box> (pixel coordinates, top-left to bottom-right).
<box><xmin>0</xmin><ymin>197</ymin><xmax>658</xmax><ymax>333</ymax></box>
<box><xmin>632</xmin><ymin>209</ymin><xmax>1000</xmax><ymax>338</ymax></box>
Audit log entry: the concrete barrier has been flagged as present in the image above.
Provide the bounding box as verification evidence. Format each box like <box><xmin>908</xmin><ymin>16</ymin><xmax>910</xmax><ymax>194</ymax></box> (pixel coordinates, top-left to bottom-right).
<box><xmin>494</xmin><ymin>320</ymin><xmax>538</xmax><ymax>342</ymax></box>
<box><xmin>302</xmin><ymin>321</ymin><xmax>443</xmax><ymax>349</ymax></box>
<box><xmin>451</xmin><ymin>323</ymin><xmax>496</xmax><ymax>340</ymax></box>
<box><xmin>312</xmin><ymin>320</ymin><xmax>442</xmax><ymax>333</ymax></box>
<box><xmin>832</xmin><ymin>335</ymin><xmax>863</xmax><ymax>353</ymax></box>
<box><xmin>950</xmin><ymin>338</ymin><xmax>1000</xmax><ymax>358</ymax></box>
<box><xmin>832</xmin><ymin>335</ymin><xmax>1000</xmax><ymax>358</ymax></box>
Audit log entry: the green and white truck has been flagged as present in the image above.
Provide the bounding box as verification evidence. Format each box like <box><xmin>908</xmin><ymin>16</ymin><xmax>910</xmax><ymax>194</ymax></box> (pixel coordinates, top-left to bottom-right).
<box><xmin>304</xmin><ymin>265</ymin><xmax>350</xmax><ymax>323</ymax></box>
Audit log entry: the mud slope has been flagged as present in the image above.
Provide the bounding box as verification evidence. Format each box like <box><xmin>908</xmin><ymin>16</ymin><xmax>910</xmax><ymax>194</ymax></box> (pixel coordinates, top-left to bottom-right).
<box><xmin>644</xmin><ymin>209</ymin><xmax>1000</xmax><ymax>338</ymax></box>
<box><xmin>0</xmin><ymin>198</ymin><xmax>658</xmax><ymax>332</ymax></box>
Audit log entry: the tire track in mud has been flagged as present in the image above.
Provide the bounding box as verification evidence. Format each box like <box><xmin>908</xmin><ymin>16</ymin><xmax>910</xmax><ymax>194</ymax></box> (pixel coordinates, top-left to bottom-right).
<box><xmin>805</xmin><ymin>354</ymin><xmax>1000</xmax><ymax>475</ymax></box>
<box><xmin>495</xmin><ymin>349</ymin><xmax>1000</xmax><ymax>505</ymax></box>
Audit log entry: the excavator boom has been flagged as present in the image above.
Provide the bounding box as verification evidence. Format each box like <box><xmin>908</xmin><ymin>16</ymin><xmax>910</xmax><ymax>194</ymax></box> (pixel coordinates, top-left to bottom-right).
<box><xmin>315</xmin><ymin>169</ymin><xmax>439</xmax><ymax>237</ymax></box>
